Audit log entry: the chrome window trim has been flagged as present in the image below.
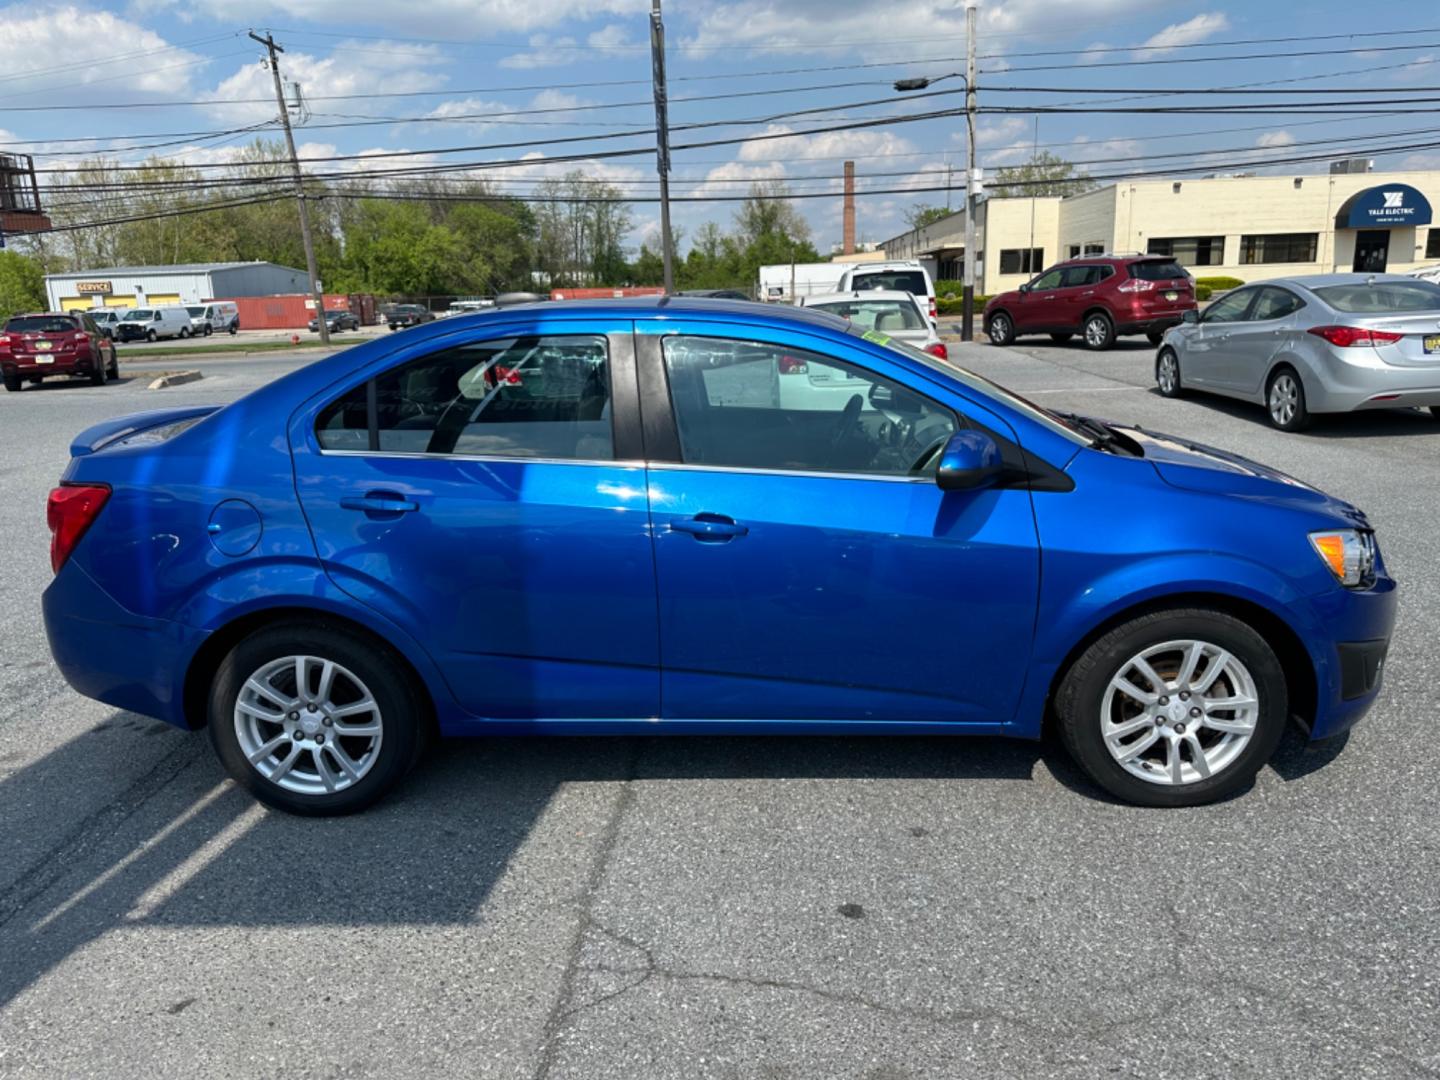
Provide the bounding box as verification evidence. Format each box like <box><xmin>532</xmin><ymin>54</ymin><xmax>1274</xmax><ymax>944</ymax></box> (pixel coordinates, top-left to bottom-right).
<box><xmin>317</xmin><ymin>448</ymin><xmax>636</xmax><ymax>467</ymax></box>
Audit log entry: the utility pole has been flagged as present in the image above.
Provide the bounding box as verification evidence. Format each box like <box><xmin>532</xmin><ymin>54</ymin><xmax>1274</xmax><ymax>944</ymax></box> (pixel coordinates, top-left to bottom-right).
<box><xmin>249</xmin><ymin>30</ymin><xmax>329</xmax><ymax>344</ymax></box>
<box><xmin>962</xmin><ymin>0</ymin><xmax>979</xmax><ymax>342</ymax></box>
<box><xmin>648</xmin><ymin>0</ymin><xmax>675</xmax><ymax>295</ymax></box>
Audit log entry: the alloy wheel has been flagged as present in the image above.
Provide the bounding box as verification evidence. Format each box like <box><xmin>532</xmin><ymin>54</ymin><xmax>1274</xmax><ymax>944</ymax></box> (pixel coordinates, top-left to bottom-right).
<box><xmin>1100</xmin><ymin>639</ymin><xmax>1259</xmax><ymax>786</ymax></box>
<box><xmin>1085</xmin><ymin>316</ymin><xmax>1109</xmax><ymax>348</ymax></box>
<box><xmin>234</xmin><ymin>655</ymin><xmax>385</xmax><ymax>796</ymax></box>
<box><xmin>1269</xmin><ymin>374</ymin><xmax>1298</xmax><ymax>427</ymax></box>
<box><xmin>1158</xmin><ymin>352</ymin><xmax>1178</xmax><ymax>394</ymax></box>
<box><xmin>989</xmin><ymin>315</ymin><xmax>1010</xmax><ymax>344</ymax></box>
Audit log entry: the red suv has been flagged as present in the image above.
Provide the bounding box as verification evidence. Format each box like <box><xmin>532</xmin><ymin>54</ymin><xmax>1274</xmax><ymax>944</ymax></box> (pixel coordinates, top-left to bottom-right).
<box><xmin>1</xmin><ymin>312</ymin><xmax>119</xmax><ymax>392</ymax></box>
<box><xmin>983</xmin><ymin>255</ymin><xmax>1196</xmax><ymax>350</ymax></box>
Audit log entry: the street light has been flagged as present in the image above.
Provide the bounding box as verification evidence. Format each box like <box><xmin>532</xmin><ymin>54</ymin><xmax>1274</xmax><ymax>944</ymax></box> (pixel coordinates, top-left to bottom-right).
<box><xmin>896</xmin><ymin>9</ymin><xmax>978</xmax><ymax>342</ymax></box>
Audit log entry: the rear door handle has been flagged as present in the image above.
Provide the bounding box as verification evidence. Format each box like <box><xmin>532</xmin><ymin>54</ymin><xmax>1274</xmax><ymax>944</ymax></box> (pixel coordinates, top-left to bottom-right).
<box><xmin>340</xmin><ymin>492</ymin><xmax>418</xmax><ymax>515</ymax></box>
<box><xmin>669</xmin><ymin>513</ymin><xmax>748</xmax><ymax>541</ymax></box>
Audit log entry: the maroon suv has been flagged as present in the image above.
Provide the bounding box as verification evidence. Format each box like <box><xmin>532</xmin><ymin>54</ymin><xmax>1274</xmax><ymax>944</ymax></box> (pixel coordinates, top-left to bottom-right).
<box><xmin>983</xmin><ymin>255</ymin><xmax>1196</xmax><ymax>350</ymax></box>
<box><xmin>1</xmin><ymin>312</ymin><xmax>119</xmax><ymax>392</ymax></box>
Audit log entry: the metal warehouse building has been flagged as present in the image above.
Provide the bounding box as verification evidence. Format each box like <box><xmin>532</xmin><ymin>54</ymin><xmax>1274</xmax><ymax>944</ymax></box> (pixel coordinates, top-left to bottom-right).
<box><xmin>882</xmin><ymin>168</ymin><xmax>1440</xmax><ymax>296</ymax></box>
<box><xmin>44</xmin><ymin>261</ymin><xmax>309</xmax><ymax>313</ymax></box>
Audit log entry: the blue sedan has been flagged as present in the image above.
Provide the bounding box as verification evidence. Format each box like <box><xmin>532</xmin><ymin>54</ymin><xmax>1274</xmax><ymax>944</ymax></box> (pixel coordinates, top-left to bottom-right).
<box><xmin>42</xmin><ymin>298</ymin><xmax>1396</xmax><ymax>813</ymax></box>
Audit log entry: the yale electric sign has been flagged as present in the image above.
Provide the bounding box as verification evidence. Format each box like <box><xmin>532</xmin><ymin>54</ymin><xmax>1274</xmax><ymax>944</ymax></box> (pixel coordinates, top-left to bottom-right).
<box><xmin>1335</xmin><ymin>184</ymin><xmax>1434</xmax><ymax>229</ymax></box>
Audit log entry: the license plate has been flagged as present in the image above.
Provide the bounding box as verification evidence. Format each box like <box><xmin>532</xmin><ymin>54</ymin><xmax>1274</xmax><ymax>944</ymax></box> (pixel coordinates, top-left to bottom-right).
<box><xmin>1165</xmin><ymin>291</ymin><xmax>1179</xmax><ymax>302</ymax></box>
<box><xmin>36</xmin><ymin>356</ymin><xmax>54</xmax><ymax>364</ymax></box>
<box><xmin>1424</xmin><ymin>335</ymin><xmax>1440</xmax><ymax>354</ymax></box>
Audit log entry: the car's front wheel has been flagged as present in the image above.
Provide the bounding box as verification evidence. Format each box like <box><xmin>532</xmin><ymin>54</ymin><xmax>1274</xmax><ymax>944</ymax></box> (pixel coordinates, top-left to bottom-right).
<box><xmin>1266</xmin><ymin>367</ymin><xmax>1310</xmax><ymax>432</ymax></box>
<box><xmin>208</xmin><ymin>621</ymin><xmax>428</xmax><ymax>815</ymax></box>
<box><xmin>987</xmin><ymin>312</ymin><xmax>1014</xmax><ymax>346</ymax></box>
<box><xmin>1056</xmin><ymin>608</ymin><xmax>1288</xmax><ymax>807</ymax></box>
<box><xmin>1156</xmin><ymin>347</ymin><xmax>1184</xmax><ymax>397</ymax></box>
<box><xmin>146</xmin><ymin>329</ymin><xmax>157</xmax><ymax>342</ymax></box>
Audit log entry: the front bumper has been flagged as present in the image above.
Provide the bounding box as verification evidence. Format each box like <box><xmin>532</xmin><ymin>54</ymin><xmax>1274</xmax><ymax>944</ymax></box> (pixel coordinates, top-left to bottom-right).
<box><xmin>43</xmin><ymin>560</ymin><xmax>206</xmax><ymax>729</ymax></box>
<box><xmin>1305</xmin><ymin>574</ymin><xmax>1398</xmax><ymax>740</ymax></box>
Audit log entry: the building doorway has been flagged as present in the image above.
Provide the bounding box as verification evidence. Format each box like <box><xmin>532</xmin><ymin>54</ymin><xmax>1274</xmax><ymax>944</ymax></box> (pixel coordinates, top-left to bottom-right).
<box><xmin>1353</xmin><ymin>230</ymin><xmax>1390</xmax><ymax>273</ymax></box>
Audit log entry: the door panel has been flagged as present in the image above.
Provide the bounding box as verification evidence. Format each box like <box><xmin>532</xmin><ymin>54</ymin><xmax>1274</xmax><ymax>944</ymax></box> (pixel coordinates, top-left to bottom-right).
<box><xmin>291</xmin><ymin>322</ymin><xmax>659</xmax><ymax>720</ymax></box>
<box><xmin>642</xmin><ymin>326</ymin><xmax>1041</xmax><ymax>724</ymax></box>
<box><xmin>1185</xmin><ymin>287</ymin><xmax>1256</xmax><ymax>389</ymax></box>
<box><xmin>1013</xmin><ymin>268</ymin><xmax>1065</xmax><ymax>332</ymax></box>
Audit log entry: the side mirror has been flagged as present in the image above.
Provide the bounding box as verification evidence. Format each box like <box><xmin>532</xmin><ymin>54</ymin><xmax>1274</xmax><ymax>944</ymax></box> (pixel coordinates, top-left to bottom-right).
<box><xmin>1182</xmin><ymin>309</ymin><xmax>1199</xmax><ymax>325</ymax></box>
<box><xmin>1018</xmin><ymin>283</ymin><xmax>1031</xmax><ymax>294</ymax></box>
<box><xmin>936</xmin><ymin>430</ymin><xmax>1002</xmax><ymax>492</ymax></box>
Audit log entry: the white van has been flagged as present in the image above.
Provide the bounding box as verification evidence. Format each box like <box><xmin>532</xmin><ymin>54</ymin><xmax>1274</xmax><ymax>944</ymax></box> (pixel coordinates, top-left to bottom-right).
<box><xmin>185</xmin><ymin>301</ymin><xmax>240</xmax><ymax>336</ymax></box>
<box><xmin>835</xmin><ymin>261</ymin><xmax>938</xmax><ymax>324</ymax></box>
<box><xmin>116</xmin><ymin>306</ymin><xmax>194</xmax><ymax>343</ymax></box>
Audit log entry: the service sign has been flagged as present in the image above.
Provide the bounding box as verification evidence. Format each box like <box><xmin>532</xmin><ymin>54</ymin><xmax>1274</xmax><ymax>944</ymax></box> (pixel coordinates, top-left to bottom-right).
<box><xmin>75</xmin><ymin>281</ymin><xmax>112</xmax><ymax>295</ymax></box>
<box><xmin>1336</xmin><ymin>184</ymin><xmax>1434</xmax><ymax>229</ymax></box>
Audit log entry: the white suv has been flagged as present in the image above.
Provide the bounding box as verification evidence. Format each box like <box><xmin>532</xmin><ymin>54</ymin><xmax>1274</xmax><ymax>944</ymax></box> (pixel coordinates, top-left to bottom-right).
<box><xmin>835</xmin><ymin>261</ymin><xmax>938</xmax><ymax>324</ymax></box>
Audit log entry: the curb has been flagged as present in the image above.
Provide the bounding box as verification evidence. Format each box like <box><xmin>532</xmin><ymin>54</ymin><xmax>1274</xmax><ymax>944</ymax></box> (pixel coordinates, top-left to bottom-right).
<box><xmin>147</xmin><ymin>371</ymin><xmax>204</xmax><ymax>390</ymax></box>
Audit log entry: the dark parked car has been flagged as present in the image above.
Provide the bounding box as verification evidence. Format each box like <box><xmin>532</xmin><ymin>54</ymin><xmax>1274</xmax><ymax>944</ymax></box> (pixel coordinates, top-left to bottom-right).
<box><xmin>985</xmin><ymin>255</ymin><xmax>1197</xmax><ymax>350</ymax></box>
<box><xmin>679</xmin><ymin>289</ymin><xmax>752</xmax><ymax>300</ymax></box>
<box><xmin>1</xmin><ymin>312</ymin><xmax>119</xmax><ymax>390</ymax></box>
<box><xmin>387</xmin><ymin>304</ymin><xmax>435</xmax><ymax>331</ymax></box>
<box><xmin>309</xmin><ymin>309</ymin><xmax>361</xmax><ymax>333</ymax></box>
<box><xmin>42</xmin><ymin>299</ymin><xmax>1394</xmax><ymax>814</ymax></box>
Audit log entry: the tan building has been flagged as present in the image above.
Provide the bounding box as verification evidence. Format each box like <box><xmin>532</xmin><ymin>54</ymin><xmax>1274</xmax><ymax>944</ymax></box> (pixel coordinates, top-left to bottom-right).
<box><xmin>882</xmin><ymin>170</ymin><xmax>1440</xmax><ymax>296</ymax></box>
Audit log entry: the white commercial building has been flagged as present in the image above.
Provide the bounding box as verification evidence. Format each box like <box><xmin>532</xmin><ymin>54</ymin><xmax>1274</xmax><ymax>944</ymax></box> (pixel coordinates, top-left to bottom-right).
<box><xmin>881</xmin><ymin>169</ymin><xmax>1440</xmax><ymax>296</ymax></box>
<box><xmin>44</xmin><ymin>261</ymin><xmax>309</xmax><ymax>313</ymax></box>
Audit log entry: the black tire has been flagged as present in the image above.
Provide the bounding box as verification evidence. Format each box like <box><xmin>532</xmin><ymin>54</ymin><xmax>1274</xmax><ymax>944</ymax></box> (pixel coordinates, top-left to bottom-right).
<box><xmin>1156</xmin><ymin>347</ymin><xmax>1184</xmax><ymax>398</ymax></box>
<box><xmin>229</xmin><ymin>323</ymin><xmax>238</xmax><ymax>335</ymax></box>
<box><xmin>146</xmin><ymin>329</ymin><xmax>157</xmax><ymax>342</ymax></box>
<box><xmin>987</xmin><ymin>311</ymin><xmax>1015</xmax><ymax>346</ymax></box>
<box><xmin>180</xmin><ymin>327</ymin><xmax>191</xmax><ymax>338</ymax></box>
<box><xmin>108</xmin><ymin>348</ymin><xmax>119</xmax><ymax>379</ymax></box>
<box><xmin>1056</xmin><ymin>608</ymin><xmax>1288</xmax><ymax>807</ymax></box>
<box><xmin>1265</xmin><ymin>366</ymin><xmax>1311</xmax><ymax>432</ymax></box>
<box><xmin>1049</xmin><ymin>332</ymin><xmax>1073</xmax><ymax>344</ymax></box>
<box><xmin>90</xmin><ymin>359</ymin><xmax>106</xmax><ymax>386</ymax></box>
<box><xmin>1146</xmin><ymin>331</ymin><xmax>1165</xmax><ymax>346</ymax></box>
<box><xmin>3</xmin><ymin>372</ymin><xmax>20</xmax><ymax>392</ymax></box>
<box><xmin>1082</xmin><ymin>311</ymin><xmax>1115</xmax><ymax>351</ymax></box>
<box><xmin>204</xmin><ymin>324</ymin><xmax>213</xmax><ymax>337</ymax></box>
<box><xmin>208</xmin><ymin>621</ymin><xmax>429</xmax><ymax>816</ymax></box>
<box><xmin>1428</xmin><ymin>406</ymin><xmax>1439</xmax><ymax>420</ymax></box>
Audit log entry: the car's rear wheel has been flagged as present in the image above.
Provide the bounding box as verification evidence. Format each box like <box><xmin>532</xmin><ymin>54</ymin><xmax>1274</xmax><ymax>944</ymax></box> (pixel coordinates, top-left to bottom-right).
<box><xmin>146</xmin><ymin>329</ymin><xmax>157</xmax><ymax>342</ymax></box>
<box><xmin>1156</xmin><ymin>347</ymin><xmax>1184</xmax><ymax>398</ymax></box>
<box><xmin>1056</xmin><ymin>608</ymin><xmax>1288</xmax><ymax>807</ymax></box>
<box><xmin>229</xmin><ymin>323</ymin><xmax>238</xmax><ymax>335</ymax></box>
<box><xmin>208</xmin><ymin>622</ymin><xmax>427</xmax><ymax>815</ymax></box>
<box><xmin>1146</xmin><ymin>331</ymin><xmax>1165</xmax><ymax>346</ymax></box>
<box><xmin>204</xmin><ymin>324</ymin><xmax>213</xmax><ymax>336</ymax></box>
<box><xmin>180</xmin><ymin>327</ymin><xmax>191</xmax><ymax>338</ymax></box>
<box><xmin>1266</xmin><ymin>367</ymin><xmax>1310</xmax><ymax>432</ymax></box>
<box><xmin>90</xmin><ymin>359</ymin><xmax>106</xmax><ymax>386</ymax></box>
<box><xmin>108</xmin><ymin>348</ymin><xmax>119</xmax><ymax>379</ymax></box>
<box><xmin>3</xmin><ymin>372</ymin><xmax>20</xmax><ymax>392</ymax></box>
<box><xmin>1082</xmin><ymin>312</ymin><xmax>1115</xmax><ymax>350</ymax></box>
<box><xmin>1049</xmin><ymin>332</ymin><xmax>1072</xmax><ymax>344</ymax></box>
<box><xmin>988</xmin><ymin>312</ymin><xmax>1015</xmax><ymax>346</ymax></box>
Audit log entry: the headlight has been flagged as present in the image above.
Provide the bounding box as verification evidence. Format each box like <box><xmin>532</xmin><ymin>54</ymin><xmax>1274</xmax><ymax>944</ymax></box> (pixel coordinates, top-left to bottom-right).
<box><xmin>1309</xmin><ymin>529</ymin><xmax>1376</xmax><ymax>588</ymax></box>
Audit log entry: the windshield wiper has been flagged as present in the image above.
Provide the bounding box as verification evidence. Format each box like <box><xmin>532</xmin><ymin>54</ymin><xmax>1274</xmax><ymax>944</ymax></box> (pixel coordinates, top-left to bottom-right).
<box><xmin>1050</xmin><ymin>411</ymin><xmax>1143</xmax><ymax>456</ymax></box>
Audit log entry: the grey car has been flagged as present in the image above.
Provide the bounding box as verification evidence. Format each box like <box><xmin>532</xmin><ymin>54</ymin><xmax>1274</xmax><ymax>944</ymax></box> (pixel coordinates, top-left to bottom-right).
<box><xmin>1156</xmin><ymin>274</ymin><xmax>1440</xmax><ymax>431</ymax></box>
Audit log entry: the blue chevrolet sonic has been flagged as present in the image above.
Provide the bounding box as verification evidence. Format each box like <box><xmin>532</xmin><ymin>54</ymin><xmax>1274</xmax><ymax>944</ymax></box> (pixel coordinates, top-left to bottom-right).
<box><xmin>42</xmin><ymin>298</ymin><xmax>1396</xmax><ymax>812</ymax></box>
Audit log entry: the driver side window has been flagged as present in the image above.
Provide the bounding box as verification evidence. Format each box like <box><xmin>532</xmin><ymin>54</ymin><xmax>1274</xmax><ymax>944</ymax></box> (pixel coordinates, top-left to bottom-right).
<box><xmin>1201</xmin><ymin>289</ymin><xmax>1255</xmax><ymax>323</ymax></box>
<box><xmin>1030</xmin><ymin>269</ymin><xmax>1064</xmax><ymax>291</ymax></box>
<box><xmin>661</xmin><ymin>336</ymin><xmax>957</xmax><ymax>477</ymax></box>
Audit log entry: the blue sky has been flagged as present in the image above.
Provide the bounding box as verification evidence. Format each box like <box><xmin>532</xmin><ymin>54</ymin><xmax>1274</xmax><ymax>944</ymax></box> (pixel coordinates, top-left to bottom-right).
<box><xmin>4</xmin><ymin>0</ymin><xmax>1439</xmax><ymax>253</ymax></box>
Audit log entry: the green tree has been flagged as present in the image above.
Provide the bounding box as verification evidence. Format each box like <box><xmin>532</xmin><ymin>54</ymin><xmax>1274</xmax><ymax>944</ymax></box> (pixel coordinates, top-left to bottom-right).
<box><xmin>630</xmin><ymin>243</ymin><xmax>665</xmax><ymax>285</ymax></box>
<box><xmin>0</xmin><ymin>251</ymin><xmax>45</xmax><ymax>320</ymax></box>
<box><xmin>989</xmin><ymin>152</ymin><xmax>1096</xmax><ymax>199</ymax></box>
<box><xmin>905</xmin><ymin>204</ymin><xmax>953</xmax><ymax>230</ymax></box>
<box><xmin>733</xmin><ymin>180</ymin><xmax>810</xmax><ymax>248</ymax></box>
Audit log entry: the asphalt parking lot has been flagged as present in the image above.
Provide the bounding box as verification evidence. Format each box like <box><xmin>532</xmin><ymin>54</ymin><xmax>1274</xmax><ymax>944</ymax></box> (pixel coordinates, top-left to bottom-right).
<box><xmin>1</xmin><ymin>340</ymin><xmax>1437</xmax><ymax>1079</ymax></box>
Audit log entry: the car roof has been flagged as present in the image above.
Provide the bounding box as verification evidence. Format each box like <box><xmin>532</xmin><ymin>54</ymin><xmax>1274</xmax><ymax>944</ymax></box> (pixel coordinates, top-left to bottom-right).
<box><xmin>466</xmin><ymin>295</ymin><xmax>849</xmax><ymax>328</ymax></box>
<box><xmin>1258</xmin><ymin>273</ymin><xmax>1432</xmax><ymax>291</ymax></box>
<box><xmin>802</xmin><ymin>290</ymin><xmax>921</xmax><ymax>305</ymax></box>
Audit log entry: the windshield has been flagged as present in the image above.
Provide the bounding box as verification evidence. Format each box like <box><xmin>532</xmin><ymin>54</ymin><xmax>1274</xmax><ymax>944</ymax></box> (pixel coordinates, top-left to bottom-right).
<box><xmin>849</xmin><ymin>325</ymin><xmax>1091</xmax><ymax>447</ymax></box>
<box><xmin>4</xmin><ymin>316</ymin><xmax>76</xmax><ymax>333</ymax></box>
<box><xmin>186</xmin><ymin>306</ymin><xmax>206</xmax><ymax>316</ymax></box>
<box><xmin>811</xmin><ymin>299</ymin><xmax>925</xmax><ymax>331</ymax></box>
<box><xmin>1314</xmin><ymin>281</ymin><xmax>1440</xmax><ymax>313</ymax></box>
<box><xmin>852</xmin><ymin>270</ymin><xmax>928</xmax><ymax>296</ymax></box>
<box><xmin>123</xmin><ymin>309</ymin><xmax>154</xmax><ymax>321</ymax></box>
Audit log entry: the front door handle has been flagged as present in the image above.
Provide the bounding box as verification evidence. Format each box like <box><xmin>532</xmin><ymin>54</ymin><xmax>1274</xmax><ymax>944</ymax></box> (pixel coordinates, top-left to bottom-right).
<box><xmin>340</xmin><ymin>492</ymin><xmax>418</xmax><ymax>516</ymax></box>
<box><xmin>669</xmin><ymin>513</ymin><xmax>748</xmax><ymax>542</ymax></box>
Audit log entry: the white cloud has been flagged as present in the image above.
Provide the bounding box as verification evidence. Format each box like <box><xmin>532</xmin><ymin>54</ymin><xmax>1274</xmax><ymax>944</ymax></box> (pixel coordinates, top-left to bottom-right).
<box><xmin>147</xmin><ymin>0</ymin><xmax>648</xmax><ymax>35</ymax></box>
<box><xmin>1138</xmin><ymin>13</ymin><xmax>1229</xmax><ymax>55</ymax></box>
<box><xmin>0</xmin><ymin>4</ymin><xmax>208</xmax><ymax>98</ymax></box>
<box><xmin>499</xmin><ymin>34</ymin><xmax>579</xmax><ymax>69</ymax></box>
<box><xmin>737</xmin><ymin>123</ymin><xmax>920</xmax><ymax>165</ymax></box>
<box><xmin>421</xmin><ymin>90</ymin><xmax>595</xmax><ymax>135</ymax></box>
<box><xmin>689</xmin><ymin>160</ymin><xmax>789</xmax><ymax>200</ymax></box>
<box><xmin>1255</xmin><ymin>130</ymin><xmax>1296</xmax><ymax>149</ymax></box>
<box><xmin>204</xmin><ymin>44</ymin><xmax>449</xmax><ymax>125</ymax></box>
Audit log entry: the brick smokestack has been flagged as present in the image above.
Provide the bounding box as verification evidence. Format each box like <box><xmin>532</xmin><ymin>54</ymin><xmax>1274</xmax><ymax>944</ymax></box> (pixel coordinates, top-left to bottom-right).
<box><xmin>842</xmin><ymin>160</ymin><xmax>855</xmax><ymax>255</ymax></box>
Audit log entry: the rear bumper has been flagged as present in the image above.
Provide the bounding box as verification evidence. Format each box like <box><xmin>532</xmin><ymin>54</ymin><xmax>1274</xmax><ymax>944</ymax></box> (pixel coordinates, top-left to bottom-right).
<box><xmin>43</xmin><ymin>560</ymin><xmax>205</xmax><ymax>729</ymax></box>
<box><xmin>1304</xmin><ymin>574</ymin><xmax>1398</xmax><ymax>740</ymax></box>
<box><xmin>1</xmin><ymin>353</ymin><xmax>98</xmax><ymax>377</ymax></box>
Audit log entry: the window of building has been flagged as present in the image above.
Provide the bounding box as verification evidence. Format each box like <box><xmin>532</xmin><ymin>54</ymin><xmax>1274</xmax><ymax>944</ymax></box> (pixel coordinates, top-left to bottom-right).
<box><xmin>1147</xmin><ymin>236</ymin><xmax>1226</xmax><ymax>267</ymax></box>
<box><xmin>1426</xmin><ymin>230</ymin><xmax>1440</xmax><ymax>259</ymax></box>
<box><xmin>1068</xmin><ymin>245</ymin><xmax>1080</xmax><ymax>259</ymax></box>
<box><xmin>660</xmin><ymin>336</ymin><xmax>957</xmax><ymax>477</ymax></box>
<box><xmin>316</xmin><ymin>335</ymin><xmax>613</xmax><ymax>460</ymax></box>
<box><xmin>1083</xmin><ymin>243</ymin><xmax>1105</xmax><ymax>255</ymax></box>
<box><xmin>1239</xmin><ymin>233</ymin><xmax>1318</xmax><ymax>265</ymax></box>
<box><xmin>999</xmin><ymin>248</ymin><xmax>1045</xmax><ymax>275</ymax></box>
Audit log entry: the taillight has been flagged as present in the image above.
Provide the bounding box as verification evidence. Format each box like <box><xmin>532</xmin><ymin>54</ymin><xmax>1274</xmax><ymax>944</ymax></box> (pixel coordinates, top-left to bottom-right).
<box><xmin>1117</xmin><ymin>278</ymin><xmax>1156</xmax><ymax>293</ymax></box>
<box><xmin>46</xmin><ymin>484</ymin><xmax>110</xmax><ymax>574</ymax></box>
<box><xmin>74</xmin><ymin>332</ymin><xmax>89</xmax><ymax>342</ymax></box>
<box><xmin>777</xmin><ymin>355</ymin><xmax>809</xmax><ymax>374</ymax></box>
<box><xmin>1307</xmin><ymin>325</ymin><xmax>1405</xmax><ymax>348</ymax></box>
<box><xmin>928</xmin><ymin>298</ymin><xmax>937</xmax><ymax>320</ymax></box>
<box><xmin>925</xmin><ymin>342</ymin><xmax>949</xmax><ymax>360</ymax></box>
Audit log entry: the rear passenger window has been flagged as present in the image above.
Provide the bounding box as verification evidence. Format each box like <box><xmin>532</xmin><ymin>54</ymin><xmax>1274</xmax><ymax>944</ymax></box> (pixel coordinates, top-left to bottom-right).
<box><xmin>316</xmin><ymin>335</ymin><xmax>613</xmax><ymax>461</ymax></box>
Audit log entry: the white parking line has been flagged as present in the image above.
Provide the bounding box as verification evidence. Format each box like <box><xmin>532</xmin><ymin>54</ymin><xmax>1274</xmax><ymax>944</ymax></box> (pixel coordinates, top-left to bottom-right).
<box><xmin>1022</xmin><ymin>386</ymin><xmax>1151</xmax><ymax>394</ymax></box>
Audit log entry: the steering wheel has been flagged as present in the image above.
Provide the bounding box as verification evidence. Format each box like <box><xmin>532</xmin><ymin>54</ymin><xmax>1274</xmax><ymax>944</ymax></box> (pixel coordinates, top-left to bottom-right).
<box><xmin>830</xmin><ymin>393</ymin><xmax>864</xmax><ymax>448</ymax></box>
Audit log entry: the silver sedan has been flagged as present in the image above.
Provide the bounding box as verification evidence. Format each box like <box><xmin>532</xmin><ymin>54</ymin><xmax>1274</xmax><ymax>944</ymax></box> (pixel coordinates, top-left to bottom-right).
<box><xmin>1155</xmin><ymin>274</ymin><xmax>1440</xmax><ymax>431</ymax></box>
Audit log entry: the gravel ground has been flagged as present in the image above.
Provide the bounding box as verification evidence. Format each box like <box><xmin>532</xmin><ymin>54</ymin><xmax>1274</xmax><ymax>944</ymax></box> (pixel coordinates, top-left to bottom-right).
<box><xmin>0</xmin><ymin>337</ymin><xmax>1436</xmax><ymax>1079</ymax></box>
